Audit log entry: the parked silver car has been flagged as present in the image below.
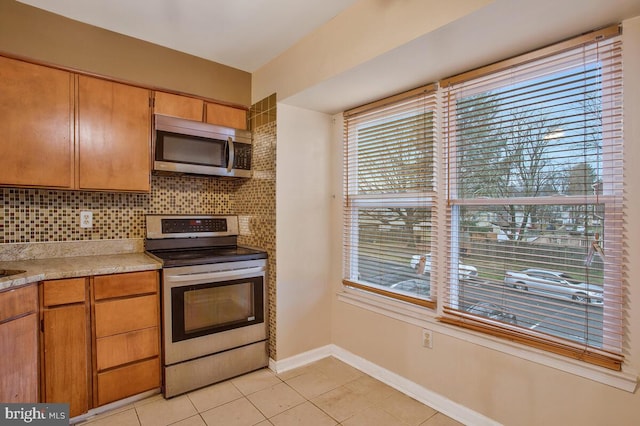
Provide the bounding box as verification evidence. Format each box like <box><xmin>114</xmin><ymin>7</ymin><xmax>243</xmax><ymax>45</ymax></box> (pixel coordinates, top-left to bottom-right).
<box><xmin>503</xmin><ymin>268</ymin><xmax>603</xmax><ymax>305</ymax></box>
<box><xmin>410</xmin><ymin>254</ymin><xmax>478</xmax><ymax>278</ymax></box>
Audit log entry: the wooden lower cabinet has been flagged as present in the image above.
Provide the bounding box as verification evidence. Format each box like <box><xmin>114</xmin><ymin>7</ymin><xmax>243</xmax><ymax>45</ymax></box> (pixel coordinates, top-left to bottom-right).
<box><xmin>42</xmin><ymin>304</ymin><xmax>90</xmax><ymax>417</ymax></box>
<box><xmin>40</xmin><ymin>270</ymin><xmax>160</xmax><ymax>418</ymax></box>
<box><xmin>92</xmin><ymin>271</ymin><xmax>160</xmax><ymax>406</ymax></box>
<box><xmin>41</xmin><ymin>278</ymin><xmax>90</xmax><ymax>418</ymax></box>
<box><xmin>0</xmin><ymin>284</ymin><xmax>39</xmax><ymax>402</ymax></box>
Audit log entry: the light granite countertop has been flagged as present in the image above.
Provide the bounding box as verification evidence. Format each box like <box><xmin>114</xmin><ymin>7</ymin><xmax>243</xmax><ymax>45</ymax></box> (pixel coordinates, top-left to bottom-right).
<box><xmin>0</xmin><ymin>240</ymin><xmax>162</xmax><ymax>291</ymax></box>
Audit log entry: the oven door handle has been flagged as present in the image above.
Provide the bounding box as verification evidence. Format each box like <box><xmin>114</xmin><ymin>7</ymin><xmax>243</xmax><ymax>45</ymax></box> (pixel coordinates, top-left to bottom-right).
<box><xmin>165</xmin><ymin>266</ymin><xmax>265</xmax><ymax>283</ymax></box>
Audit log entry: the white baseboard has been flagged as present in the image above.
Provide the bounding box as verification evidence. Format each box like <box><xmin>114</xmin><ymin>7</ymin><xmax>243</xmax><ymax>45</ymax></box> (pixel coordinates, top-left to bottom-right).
<box><xmin>271</xmin><ymin>345</ymin><xmax>500</xmax><ymax>426</ymax></box>
<box><xmin>269</xmin><ymin>345</ymin><xmax>334</xmax><ymax>373</ymax></box>
<box><xmin>70</xmin><ymin>388</ymin><xmax>161</xmax><ymax>424</ymax></box>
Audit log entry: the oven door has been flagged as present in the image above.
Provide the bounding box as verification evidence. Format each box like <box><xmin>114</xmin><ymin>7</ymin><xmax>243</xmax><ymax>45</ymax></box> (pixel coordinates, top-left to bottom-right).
<box><xmin>162</xmin><ymin>259</ymin><xmax>267</xmax><ymax>365</ymax></box>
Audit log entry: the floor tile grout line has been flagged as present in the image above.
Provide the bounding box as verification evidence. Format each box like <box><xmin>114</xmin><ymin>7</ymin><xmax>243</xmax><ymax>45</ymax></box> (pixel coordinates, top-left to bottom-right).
<box><xmin>134</xmin><ymin>405</ymin><xmax>142</xmax><ymax>426</ymax></box>
<box><xmin>163</xmin><ymin>412</ymin><xmax>207</xmax><ymax>426</ymax></box>
<box><xmin>244</xmin><ymin>379</ymin><xmax>310</xmax><ymax>422</ymax></box>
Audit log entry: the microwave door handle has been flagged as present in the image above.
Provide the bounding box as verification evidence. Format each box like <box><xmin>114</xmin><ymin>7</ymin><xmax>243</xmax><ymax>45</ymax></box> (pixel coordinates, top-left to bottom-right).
<box><xmin>226</xmin><ymin>136</ymin><xmax>235</xmax><ymax>173</ymax></box>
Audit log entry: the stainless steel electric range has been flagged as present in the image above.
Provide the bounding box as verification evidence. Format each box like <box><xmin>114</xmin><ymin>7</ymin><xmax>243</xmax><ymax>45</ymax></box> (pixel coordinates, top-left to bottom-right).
<box><xmin>145</xmin><ymin>214</ymin><xmax>268</xmax><ymax>398</ymax></box>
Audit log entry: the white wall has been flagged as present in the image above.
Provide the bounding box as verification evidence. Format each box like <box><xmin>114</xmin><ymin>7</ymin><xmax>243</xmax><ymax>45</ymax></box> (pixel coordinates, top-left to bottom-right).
<box><xmin>275</xmin><ymin>104</ymin><xmax>334</xmax><ymax>359</ymax></box>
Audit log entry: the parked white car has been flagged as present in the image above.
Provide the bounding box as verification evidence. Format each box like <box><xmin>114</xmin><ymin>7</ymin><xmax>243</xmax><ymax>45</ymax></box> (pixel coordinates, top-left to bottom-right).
<box><xmin>410</xmin><ymin>254</ymin><xmax>478</xmax><ymax>278</ymax></box>
<box><xmin>503</xmin><ymin>268</ymin><xmax>603</xmax><ymax>305</ymax></box>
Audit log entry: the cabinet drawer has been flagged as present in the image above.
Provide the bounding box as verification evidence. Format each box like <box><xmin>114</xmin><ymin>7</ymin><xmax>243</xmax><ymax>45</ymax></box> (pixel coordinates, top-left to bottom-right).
<box><xmin>94</xmin><ymin>271</ymin><xmax>158</xmax><ymax>300</ymax></box>
<box><xmin>96</xmin><ymin>327</ymin><xmax>159</xmax><ymax>371</ymax></box>
<box><xmin>0</xmin><ymin>284</ymin><xmax>37</xmax><ymax>323</ymax></box>
<box><xmin>97</xmin><ymin>357</ymin><xmax>160</xmax><ymax>406</ymax></box>
<box><xmin>94</xmin><ymin>294</ymin><xmax>158</xmax><ymax>338</ymax></box>
<box><xmin>43</xmin><ymin>278</ymin><xmax>86</xmax><ymax>307</ymax></box>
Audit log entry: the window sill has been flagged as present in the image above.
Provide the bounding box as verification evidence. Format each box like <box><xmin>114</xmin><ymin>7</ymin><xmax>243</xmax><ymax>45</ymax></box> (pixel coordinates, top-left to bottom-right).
<box><xmin>337</xmin><ymin>288</ymin><xmax>638</xmax><ymax>393</ymax></box>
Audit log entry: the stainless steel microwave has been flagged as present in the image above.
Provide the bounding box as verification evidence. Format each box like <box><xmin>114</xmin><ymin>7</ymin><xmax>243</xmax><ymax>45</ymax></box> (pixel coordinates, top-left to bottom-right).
<box><xmin>153</xmin><ymin>114</ymin><xmax>252</xmax><ymax>178</ymax></box>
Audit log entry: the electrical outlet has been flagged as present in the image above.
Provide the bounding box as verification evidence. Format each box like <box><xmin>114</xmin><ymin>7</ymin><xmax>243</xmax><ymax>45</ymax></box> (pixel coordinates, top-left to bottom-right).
<box><xmin>422</xmin><ymin>329</ymin><xmax>433</xmax><ymax>348</ymax></box>
<box><xmin>80</xmin><ymin>210</ymin><xmax>93</xmax><ymax>228</ymax></box>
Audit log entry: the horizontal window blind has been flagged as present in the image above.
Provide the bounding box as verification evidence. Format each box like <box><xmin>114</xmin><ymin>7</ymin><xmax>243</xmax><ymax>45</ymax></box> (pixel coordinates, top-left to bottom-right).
<box><xmin>440</xmin><ymin>27</ymin><xmax>624</xmax><ymax>369</ymax></box>
<box><xmin>343</xmin><ymin>85</ymin><xmax>438</xmax><ymax>307</ymax></box>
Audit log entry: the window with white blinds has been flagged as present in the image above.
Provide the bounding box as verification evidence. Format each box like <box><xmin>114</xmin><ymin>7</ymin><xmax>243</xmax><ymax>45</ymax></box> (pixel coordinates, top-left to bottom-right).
<box><xmin>343</xmin><ymin>85</ymin><xmax>438</xmax><ymax>308</ymax></box>
<box><xmin>439</xmin><ymin>26</ymin><xmax>624</xmax><ymax>370</ymax></box>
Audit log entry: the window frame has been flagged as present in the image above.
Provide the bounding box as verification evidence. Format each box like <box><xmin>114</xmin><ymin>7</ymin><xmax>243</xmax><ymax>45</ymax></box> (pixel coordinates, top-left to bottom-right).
<box><xmin>340</xmin><ymin>25</ymin><xmax>629</xmax><ymax>374</ymax></box>
<box><xmin>439</xmin><ymin>26</ymin><xmax>624</xmax><ymax>371</ymax></box>
<box><xmin>342</xmin><ymin>84</ymin><xmax>438</xmax><ymax>309</ymax></box>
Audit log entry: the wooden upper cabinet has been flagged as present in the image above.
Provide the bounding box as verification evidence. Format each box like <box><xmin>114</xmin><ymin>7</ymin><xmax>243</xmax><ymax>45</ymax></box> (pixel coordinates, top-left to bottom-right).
<box><xmin>205</xmin><ymin>102</ymin><xmax>247</xmax><ymax>130</ymax></box>
<box><xmin>77</xmin><ymin>76</ymin><xmax>151</xmax><ymax>192</ymax></box>
<box><xmin>154</xmin><ymin>91</ymin><xmax>204</xmax><ymax>121</ymax></box>
<box><xmin>0</xmin><ymin>56</ymin><xmax>250</xmax><ymax>192</ymax></box>
<box><xmin>154</xmin><ymin>91</ymin><xmax>248</xmax><ymax>130</ymax></box>
<box><xmin>0</xmin><ymin>56</ymin><xmax>74</xmax><ymax>188</ymax></box>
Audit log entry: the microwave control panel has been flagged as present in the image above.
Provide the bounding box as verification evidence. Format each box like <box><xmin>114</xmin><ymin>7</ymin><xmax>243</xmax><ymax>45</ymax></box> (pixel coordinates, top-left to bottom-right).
<box><xmin>234</xmin><ymin>144</ymin><xmax>252</xmax><ymax>170</ymax></box>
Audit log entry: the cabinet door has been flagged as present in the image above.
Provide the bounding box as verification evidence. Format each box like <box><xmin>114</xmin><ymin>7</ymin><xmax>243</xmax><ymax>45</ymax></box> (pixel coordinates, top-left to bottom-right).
<box><xmin>42</xmin><ymin>278</ymin><xmax>90</xmax><ymax>418</ymax></box>
<box><xmin>77</xmin><ymin>76</ymin><xmax>151</xmax><ymax>192</ymax></box>
<box><xmin>154</xmin><ymin>91</ymin><xmax>204</xmax><ymax>121</ymax></box>
<box><xmin>0</xmin><ymin>285</ymin><xmax>38</xmax><ymax>402</ymax></box>
<box><xmin>0</xmin><ymin>314</ymin><xmax>38</xmax><ymax>402</ymax></box>
<box><xmin>205</xmin><ymin>102</ymin><xmax>247</xmax><ymax>129</ymax></box>
<box><xmin>42</xmin><ymin>305</ymin><xmax>90</xmax><ymax>418</ymax></box>
<box><xmin>0</xmin><ymin>56</ymin><xmax>73</xmax><ymax>188</ymax></box>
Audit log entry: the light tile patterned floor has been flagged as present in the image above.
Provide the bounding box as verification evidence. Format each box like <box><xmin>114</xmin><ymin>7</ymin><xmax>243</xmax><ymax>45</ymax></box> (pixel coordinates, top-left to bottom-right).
<box><xmin>77</xmin><ymin>357</ymin><xmax>463</xmax><ymax>426</ymax></box>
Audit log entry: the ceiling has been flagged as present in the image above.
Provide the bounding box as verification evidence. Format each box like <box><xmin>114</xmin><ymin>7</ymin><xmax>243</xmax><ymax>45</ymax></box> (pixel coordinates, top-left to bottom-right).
<box><xmin>16</xmin><ymin>0</ymin><xmax>640</xmax><ymax>114</ymax></box>
<box><xmin>284</xmin><ymin>0</ymin><xmax>640</xmax><ymax>113</ymax></box>
<box><xmin>17</xmin><ymin>0</ymin><xmax>360</xmax><ymax>73</ymax></box>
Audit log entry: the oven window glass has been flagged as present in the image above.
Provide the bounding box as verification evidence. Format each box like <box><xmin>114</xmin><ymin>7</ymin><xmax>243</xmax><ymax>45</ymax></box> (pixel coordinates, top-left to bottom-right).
<box><xmin>171</xmin><ymin>276</ymin><xmax>264</xmax><ymax>342</ymax></box>
<box><xmin>184</xmin><ymin>282</ymin><xmax>253</xmax><ymax>333</ymax></box>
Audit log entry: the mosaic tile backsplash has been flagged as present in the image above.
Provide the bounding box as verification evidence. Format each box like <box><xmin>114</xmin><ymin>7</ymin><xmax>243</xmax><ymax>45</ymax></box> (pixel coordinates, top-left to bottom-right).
<box><xmin>242</xmin><ymin>93</ymin><xmax>277</xmax><ymax>358</ymax></box>
<box><xmin>0</xmin><ymin>175</ymin><xmax>235</xmax><ymax>243</ymax></box>
<box><xmin>237</xmin><ymin>119</ymin><xmax>277</xmax><ymax>359</ymax></box>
